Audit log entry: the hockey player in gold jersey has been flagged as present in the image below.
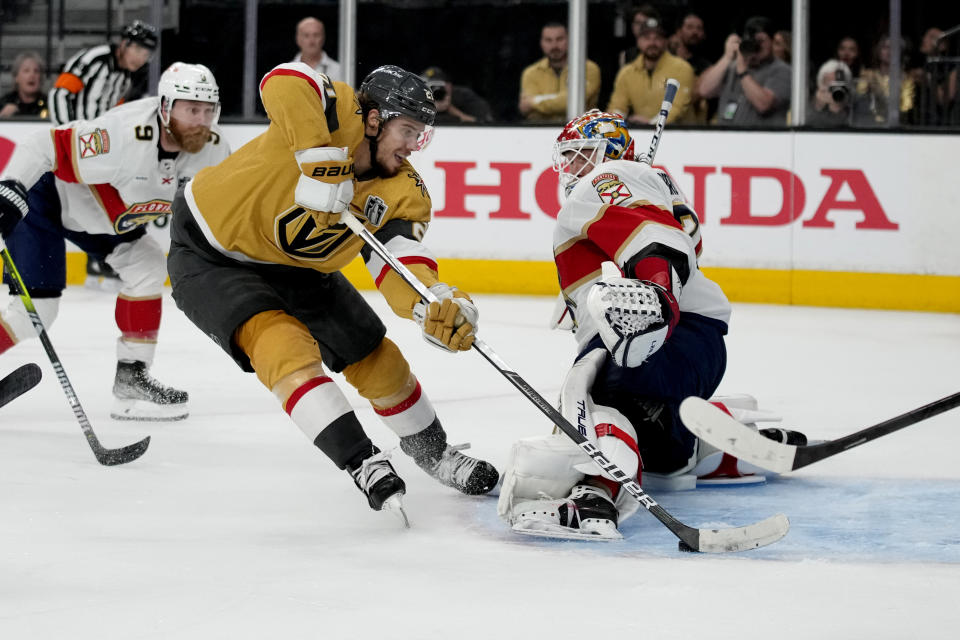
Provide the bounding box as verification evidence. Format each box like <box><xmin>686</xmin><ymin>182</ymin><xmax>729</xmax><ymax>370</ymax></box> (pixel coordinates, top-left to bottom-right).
<box><xmin>167</xmin><ymin>64</ymin><xmax>498</xmax><ymax>522</ymax></box>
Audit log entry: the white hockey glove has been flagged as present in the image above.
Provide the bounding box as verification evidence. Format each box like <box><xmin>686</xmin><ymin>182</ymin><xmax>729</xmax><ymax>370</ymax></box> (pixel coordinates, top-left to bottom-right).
<box><xmin>294</xmin><ymin>147</ymin><xmax>355</xmax><ymax>225</ymax></box>
<box><xmin>586</xmin><ymin>266</ymin><xmax>679</xmax><ymax>368</ymax></box>
<box><xmin>0</xmin><ymin>179</ymin><xmax>29</xmax><ymax>238</ymax></box>
<box><xmin>412</xmin><ymin>283</ymin><xmax>478</xmax><ymax>352</ymax></box>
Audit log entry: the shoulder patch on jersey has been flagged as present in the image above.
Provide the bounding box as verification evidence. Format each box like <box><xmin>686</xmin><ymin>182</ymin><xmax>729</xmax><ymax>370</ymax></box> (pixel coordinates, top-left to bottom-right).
<box><xmin>363</xmin><ymin>195</ymin><xmax>388</xmax><ymax>226</ymax></box>
<box><xmin>407</xmin><ymin>171</ymin><xmax>428</xmax><ymax>198</ymax></box>
<box><xmin>591</xmin><ymin>172</ymin><xmax>632</xmax><ymax>205</ymax></box>
<box><xmin>78</xmin><ymin>128</ymin><xmax>110</xmax><ymax>158</ymax></box>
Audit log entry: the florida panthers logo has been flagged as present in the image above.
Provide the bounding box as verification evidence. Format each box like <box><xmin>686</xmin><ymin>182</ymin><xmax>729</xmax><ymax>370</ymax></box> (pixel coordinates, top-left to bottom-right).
<box><xmin>114</xmin><ymin>199</ymin><xmax>170</xmax><ymax>233</ymax></box>
<box><xmin>591</xmin><ymin>172</ymin><xmax>632</xmax><ymax>205</ymax></box>
<box><xmin>275</xmin><ymin>207</ymin><xmax>352</xmax><ymax>260</ymax></box>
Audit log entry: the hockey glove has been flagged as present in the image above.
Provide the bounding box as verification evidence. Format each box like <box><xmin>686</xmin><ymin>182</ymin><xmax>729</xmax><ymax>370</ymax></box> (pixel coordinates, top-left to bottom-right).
<box><xmin>0</xmin><ymin>179</ymin><xmax>29</xmax><ymax>238</ymax></box>
<box><xmin>294</xmin><ymin>147</ymin><xmax>355</xmax><ymax>225</ymax></box>
<box><xmin>412</xmin><ymin>283</ymin><xmax>479</xmax><ymax>352</ymax></box>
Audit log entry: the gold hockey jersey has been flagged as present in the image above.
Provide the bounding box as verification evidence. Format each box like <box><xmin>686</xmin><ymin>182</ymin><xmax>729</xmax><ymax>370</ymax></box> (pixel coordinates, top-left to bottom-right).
<box><xmin>184</xmin><ymin>62</ymin><xmax>439</xmax><ymax>317</ymax></box>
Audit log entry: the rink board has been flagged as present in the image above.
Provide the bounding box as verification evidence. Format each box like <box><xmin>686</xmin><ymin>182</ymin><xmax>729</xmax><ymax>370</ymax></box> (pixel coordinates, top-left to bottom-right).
<box><xmin>3</xmin><ymin>122</ymin><xmax>958</xmax><ymax>311</ymax></box>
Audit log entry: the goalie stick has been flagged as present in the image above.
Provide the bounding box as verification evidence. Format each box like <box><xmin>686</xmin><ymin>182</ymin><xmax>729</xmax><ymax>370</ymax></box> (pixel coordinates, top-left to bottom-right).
<box><xmin>641</xmin><ymin>77</ymin><xmax>679</xmax><ymax>165</ymax></box>
<box><xmin>0</xmin><ymin>362</ymin><xmax>41</xmax><ymax>409</ymax></box>
<box><xmin>1</xmin><ymin>243</ymin><xmax>150</xmax><ymax>466</ymax></box>
<box><xmin>339</xmin><ymin>211</ymin><xmax>787</xmax><ymax>553</ymax></box>
<box><xmin>679</xmin><ymin>392</ymin><xmax>960</xmax><ymax>473</ymax></box>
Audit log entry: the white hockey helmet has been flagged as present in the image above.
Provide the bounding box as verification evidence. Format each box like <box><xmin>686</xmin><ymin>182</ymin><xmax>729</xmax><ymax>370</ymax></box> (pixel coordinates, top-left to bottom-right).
<box><xmin>158</xmin><ymin>62</ymin><xmax>221</xmax><ymax>126</ymax></box>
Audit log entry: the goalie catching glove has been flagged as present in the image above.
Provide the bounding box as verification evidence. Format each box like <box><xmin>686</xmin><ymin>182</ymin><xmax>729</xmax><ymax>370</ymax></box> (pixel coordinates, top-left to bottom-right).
<box><xmin>0</xmin><ymin>179</ymin><xmax>29</xmax><ymax>238</ymax></box>
<box><xmin>412</xmin><ymin>283</ymin><xmax>478</xmax><ymax>352</ymax></box>
<box><xmin>586</xmin><ymin>262</ymin><xmax>679</xmax><ymax>368</ymax></box>
<box><xmin>294</xmin><ymin>147</ymin><xmax>355</xmax><ymax>225</ymax></box>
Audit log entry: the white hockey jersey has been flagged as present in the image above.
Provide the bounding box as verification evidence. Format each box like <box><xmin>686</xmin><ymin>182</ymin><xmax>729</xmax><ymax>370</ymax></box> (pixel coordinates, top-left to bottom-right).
<box><xmin>2</xmin><ymin>96</ymin><xmax>230</xmax><ymax>236</ymax></box>
<box><xmin>553</xmin><ymin>159</ymin><xmax>731</xmax><ymax>355</ymax></box>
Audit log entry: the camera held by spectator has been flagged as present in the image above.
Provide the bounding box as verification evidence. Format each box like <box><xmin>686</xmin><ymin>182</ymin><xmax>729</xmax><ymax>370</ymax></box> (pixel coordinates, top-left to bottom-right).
<box><xmin>829</xmin><ymin>67</ymin><xmax>851</xmax><ymax>105</ymax></box>
<box><xmin>421</xmin><ymin>66</ymin><xmax>493</xmax><ymax>124</ymax></box>
<box><xmin>739</xmin><ymin>19</ymin><xmax>766</xmax><ymax>56</ymax></box>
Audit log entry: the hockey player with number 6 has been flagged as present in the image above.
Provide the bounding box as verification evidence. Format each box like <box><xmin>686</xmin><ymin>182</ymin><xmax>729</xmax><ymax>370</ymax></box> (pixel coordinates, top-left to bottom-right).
<box><xmin>497</xmin><ymin>110</ymin><xmax>804</xmax><ymax>540</ymax></box>
<box><xmin>167</xmin><ymin>63</ymin><xmax>498</xmax><ymax>524</ymax></box>
<box><xmin>0</xmin><ymin>62</ymin><xmax>229</xmax><ymax>421</ymax></box>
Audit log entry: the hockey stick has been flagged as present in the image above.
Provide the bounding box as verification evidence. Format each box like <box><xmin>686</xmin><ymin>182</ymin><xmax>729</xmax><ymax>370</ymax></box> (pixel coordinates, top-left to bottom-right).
<box><xmin>680</xmin><ymin>393</ymin><xmax>960</xmax><ymax>474</ymax></box>
<box><xmin>0</xmin><ymin>362</ymin><xmax>41</xmax><ymax>409</ymax></box>
<box><xmin>339</xmin><ymin>212</ymin><xmax>787</xmax><ymax>553</ymax></box>
<box><xmin>641</xmin><ymin>78</ymin><xmax>680</xmax><ymax>165</ymax></box>
<box><xmin>0</xmin><ymin>243</ymin><xmax>150</xmax><ymax>465</ymax></box>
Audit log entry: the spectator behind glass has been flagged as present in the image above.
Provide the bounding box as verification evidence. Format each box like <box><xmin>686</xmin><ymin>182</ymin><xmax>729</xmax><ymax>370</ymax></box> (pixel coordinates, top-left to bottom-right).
<box><xmin>421</xmin><ymin>67</ymin><xmax>493</xmax><ymax>124</ymax></box>
<box><xmin>808</xmin><ymin>59</ymin><xmax>855</xmax><ymax>127</ymax></box>
<box><xmin>773</xmin><ymin>30</ymin><xmax>792</xmax><ymax>64</ymax></box>
<box><xmin>0</xmin><ymin>52</ymin><xmax>47</xmax><ymax>118</ymax></box>
<box><xmin>519</xmin><ymin>22</ymin><xmax>601</xmax><ymax>122</ymax></box>
<box><xmin>669</xmin><ymin>13</ymin><xmax>710</xmax><ymax>75</ymax></box>
<box><xmin>607</xmin><ymin>14</ymin><xmax>695</xmax><ymax>125</ymax></box>
<box><xmin>618</xmin><ymin>4</ymin><xmax>657</xmax><ymax>68</ymax></box>
<box><xmin>836</xmin><ymin>36</ymin><xmax>862</xmax><ymax>77</ymax></box>
<box><xmin>855</xmin><ymin>35</ymin><xmax>916</xmax><ymax>125</ymax></box>
<box><xmin>668</xmin><ymin>12</ymin><xmax>712</xmax><ymax>123</ymax></box>
<box><xmin>292</xmin><ymin>17</ymin><xmax>342</xmax><ymax>81</ymax></box>
<box><xmin>697</xmin><ymin>15</ymin><xmax>792</xmax><ymax>126</ymax></box>
<box><xmin>909</xmin><ymin>27</ymin><xmax>951</xmax><ymax>125</ymax></box>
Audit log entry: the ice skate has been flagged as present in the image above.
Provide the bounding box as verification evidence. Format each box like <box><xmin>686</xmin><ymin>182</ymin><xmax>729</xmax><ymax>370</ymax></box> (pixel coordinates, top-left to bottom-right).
<box><xmin>427</xmin><ymin>444</ymin><xmax>499</xmax><ymax>495</ymax></box>
<box><xmin>348</xmin><ymin>449</ymin><xmax>409</xmax><ymax>528</ymax></box>
<box><xmin>84</xmin><ymin>256</ymin><xmax>123</xmax><ymax>293</ymax></box>
<box><xmin>511</xmin><ymin>484</ymin><xmax>622</xmax><ymax>541</ymax></box>
<box><xmin>400</xmin><ymin>423</ymin><xmax>499</xmax><ymax>495</ymax></box>
<box><xmin>111</xmin><ymin>360</ymin><xmax>189</xmax><ymax>421</ymax></box>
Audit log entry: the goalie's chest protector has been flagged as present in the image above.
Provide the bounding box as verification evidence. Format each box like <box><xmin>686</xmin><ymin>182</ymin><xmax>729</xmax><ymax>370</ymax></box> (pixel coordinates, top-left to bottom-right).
<box><xmin>552</xmin><ymin>160</ymin><xmax>730</xmax><ymax>346</ymax></box>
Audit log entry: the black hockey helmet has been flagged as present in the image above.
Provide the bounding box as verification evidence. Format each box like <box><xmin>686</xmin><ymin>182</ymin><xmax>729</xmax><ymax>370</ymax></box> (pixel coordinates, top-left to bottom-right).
<box><xmin>121</xmin><ymin>20</ymin><xmax>159</xmax><ymax>50</ymax></box>
<box><xmin>358</xmin><ymin>65</ymin><xmax>437</xmax><ymax>127</ymax></box>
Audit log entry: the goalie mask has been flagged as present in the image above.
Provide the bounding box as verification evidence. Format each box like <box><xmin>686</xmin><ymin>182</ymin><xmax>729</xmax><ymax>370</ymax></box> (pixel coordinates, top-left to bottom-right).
<box><xmin>158</xmin><ymin>62</ymin><xmax>221</xmax><ymax>128</ymax></box>
<box><xmin>553</xmin><ymin>110</ymin><xmax>635</xmax><ymax>195</ymax></box>
<box><xmin>358</xmin><ymin>65</ymin><xmax>436</xmax><ymax>152</ymax></box>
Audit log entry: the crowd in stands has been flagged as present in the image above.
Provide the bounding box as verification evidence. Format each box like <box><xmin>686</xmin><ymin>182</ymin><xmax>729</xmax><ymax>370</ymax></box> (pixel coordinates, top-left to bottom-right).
<box><xmin>2</xmin><ymin>9</ymin><xmax>958</xmax><ymax>129</ymax></box>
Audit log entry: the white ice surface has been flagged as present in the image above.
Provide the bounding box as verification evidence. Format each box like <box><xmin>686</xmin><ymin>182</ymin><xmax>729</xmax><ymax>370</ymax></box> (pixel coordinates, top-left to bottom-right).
<box><xmin>1</xmin><ymin>288</ymin><xmax>959</xmax><ymax>639</ymax></box>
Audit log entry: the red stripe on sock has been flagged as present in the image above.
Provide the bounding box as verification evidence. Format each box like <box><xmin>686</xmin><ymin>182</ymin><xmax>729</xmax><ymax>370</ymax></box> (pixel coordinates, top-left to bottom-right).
<box><xmin>0</xmin><ymin>324</ymin><xmax>16</xmax><ymax>354</ymax></box>
<box><xmin>116</xmin><ymin>297</ymin><xmax>162</xmax><ymax>340</ymax></box>
<box><xmin>373</xmin><ymin>381</ymin><xmax>422</xmax><ymax>416</ymax></box>
<box><xmin>284</xmin><ymin>376</ymin><xmax>333</xmax><ymax>415</ymax></box>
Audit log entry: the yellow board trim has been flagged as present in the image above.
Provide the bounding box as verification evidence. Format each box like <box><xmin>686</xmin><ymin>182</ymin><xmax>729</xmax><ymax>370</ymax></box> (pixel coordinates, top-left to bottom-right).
<box><xmin>65</xmin><ymin>253</ymin><xmax>960</xmax><ymax>312</ymax></box>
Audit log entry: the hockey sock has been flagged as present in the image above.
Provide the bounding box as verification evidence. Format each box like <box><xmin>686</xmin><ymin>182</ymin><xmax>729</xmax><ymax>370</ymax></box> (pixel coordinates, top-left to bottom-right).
<box><xmin>372</xmin><ymin>378</ymin><xmax>439</xmax><ymax>438</ymax></box>
<box><xmin>115</xmin><ymin>295</ymin><xmax>161</xmax><ymax>341</ymax></box>
<box><xmin>0</xmin><ymin>321</ymin><xmax>15</xmax><ymax>355</ymax></box>
<box><xmin>398</xmin><ymin>419</ymin><xmax>447</xmax><ymax>467</ymax></box>
<box><xmin>284</xmin><ymin>375</ymin><xmax>373</xmax><ymax>469</ymax></box>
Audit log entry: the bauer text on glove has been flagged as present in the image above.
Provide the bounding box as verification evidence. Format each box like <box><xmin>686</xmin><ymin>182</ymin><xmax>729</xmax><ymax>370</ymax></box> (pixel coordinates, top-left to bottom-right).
<box><xmin>294</xmin><ymin>147</ymin><xmax>355</xmax><ymax>226</ymax></box>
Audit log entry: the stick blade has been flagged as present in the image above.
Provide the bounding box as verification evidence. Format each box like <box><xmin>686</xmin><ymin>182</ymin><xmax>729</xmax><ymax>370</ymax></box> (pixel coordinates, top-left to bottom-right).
<box><xmin>680</xmin><ymin>397</ymin><xmax>797</xmax><ymax>473</ymax></box>
<box><xmin>94</xmin><ymin>435</ymin><xmax>151</xmax><ymax>466</ymax></box>
<box><xmin>0</xmin><ymin>362</ymin><xmax>42</xmax><ymax>407</ymax></box>
<box><xmin>693</xmin><ymin>513</ymin><xmax>790</xmax><ymax>553</ymax></box>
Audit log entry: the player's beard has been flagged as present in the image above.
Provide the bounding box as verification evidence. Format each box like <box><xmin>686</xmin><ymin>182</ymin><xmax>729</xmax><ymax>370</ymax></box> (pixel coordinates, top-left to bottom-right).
<box><xmin>373</xmin><ymin>144</ymin><xmax>402</xmax><ymax>178</ymax></box>
<box><xmin>168</xmin><ymin>119</ymin><xmax>210</xmax><ymax>153</ymax></box>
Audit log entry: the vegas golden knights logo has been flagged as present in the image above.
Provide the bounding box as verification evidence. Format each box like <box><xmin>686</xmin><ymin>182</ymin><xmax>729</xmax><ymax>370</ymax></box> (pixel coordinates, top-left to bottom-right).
<box><xmin>275</xmin><ymin>207</ymin><xmax>352</xmax><ymax>260</ymax></box>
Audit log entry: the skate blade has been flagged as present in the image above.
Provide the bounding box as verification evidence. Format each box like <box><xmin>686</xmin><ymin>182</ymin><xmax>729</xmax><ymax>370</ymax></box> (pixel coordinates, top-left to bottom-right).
<box><xmin>381</xmin><ymin>493</ymin><xmax>410</xmax><ymax>529</ymax></box>
<box><xmin>111</xmin><ymin>398</ymin><xmax>189</xmax><ymax>422</ymax></box>
<box><xmin>511</xmin><ymin>520</ymin><xmax>622</xmax><ymax>541</ymax></box>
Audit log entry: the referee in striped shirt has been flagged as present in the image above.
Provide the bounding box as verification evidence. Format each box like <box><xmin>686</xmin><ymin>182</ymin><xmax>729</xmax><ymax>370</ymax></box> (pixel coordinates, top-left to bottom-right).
<box><xmin>48</xmin><ymin>20</ymin><xmax>158</xmax><ymax>288</ymax></box>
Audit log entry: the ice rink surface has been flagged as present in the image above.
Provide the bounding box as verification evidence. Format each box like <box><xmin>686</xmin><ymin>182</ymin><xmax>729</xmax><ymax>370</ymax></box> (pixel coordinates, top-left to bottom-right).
<box><xmin>1</xmin><ymin>288</ymin><xmax>958</xmax><ymax>639</ymax></box>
